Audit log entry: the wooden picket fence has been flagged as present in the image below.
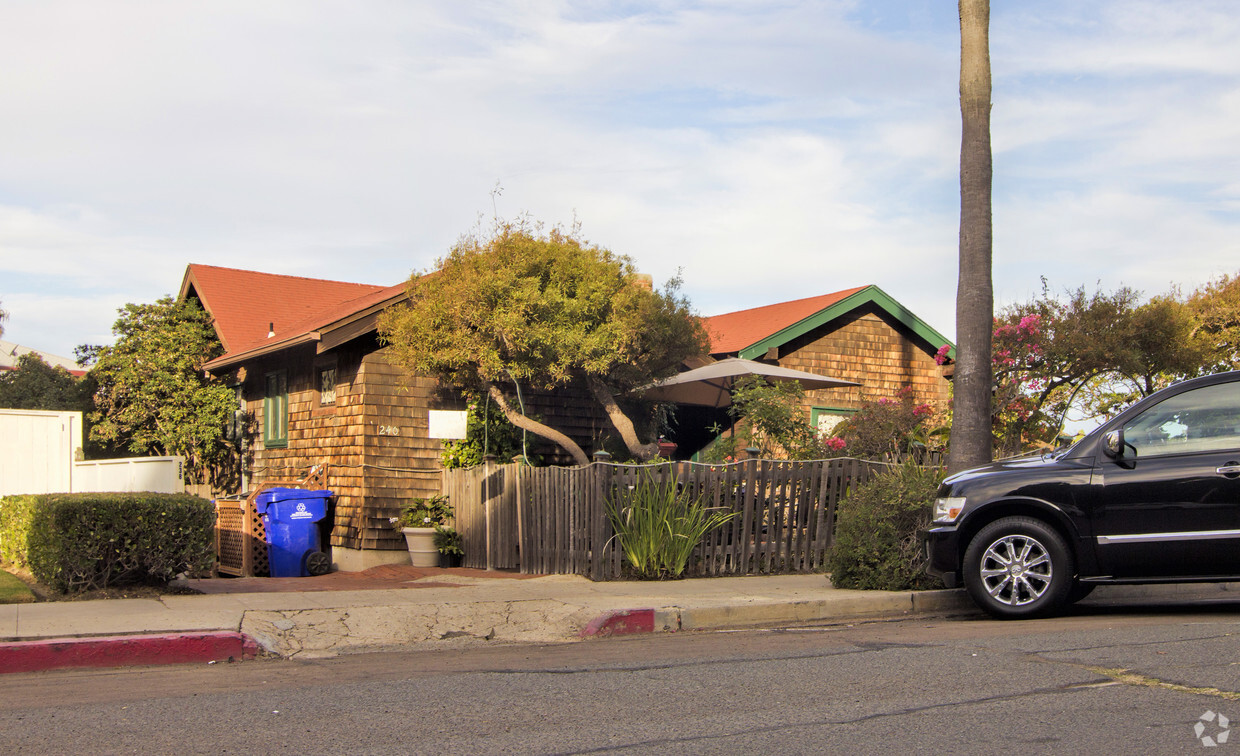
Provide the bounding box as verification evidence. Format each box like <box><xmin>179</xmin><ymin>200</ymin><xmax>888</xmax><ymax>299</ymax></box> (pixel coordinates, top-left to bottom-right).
<box><xmin>441</xmin><ymin>458</ymin><xmax>885</xmax><ymax>580</ymax></box>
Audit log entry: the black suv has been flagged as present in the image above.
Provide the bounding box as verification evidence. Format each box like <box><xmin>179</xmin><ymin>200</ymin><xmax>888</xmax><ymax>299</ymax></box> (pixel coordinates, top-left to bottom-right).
<box><xmin>925</xmin><ymin>371</ymin><xmax>1240</xmax><ymax>618</ymax></box>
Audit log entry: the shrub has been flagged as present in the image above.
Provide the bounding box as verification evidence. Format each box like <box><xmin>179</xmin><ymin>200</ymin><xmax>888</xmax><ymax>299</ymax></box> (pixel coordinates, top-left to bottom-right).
<box><xmin>434</xmin><ymin>525</ymin><xmax>464</xmax><ymax>556</ymax></box>
<box><xmin>727</xmin><ymin>376</ymin><xmax>834</xmax><ymax>460</ymax></box>
<box><xmin>2</xmin><ymin>492</ymin><xmax>216</xmax><ymax>593</ymax></box>
<box><xmin>827</xmin><ymin>461</ymin><xmax>945</xmax><ymax>591</ymax></box>
<box><xmin>394</xmin><ymin>495</ymin><xmax>454</xmax><ymax>530</ymax></box>
<box><xmin>439</xmin><ymin>391</ymin><xmax>526</xmax><ymax>469</ymax></box>
<box><xmin>0</xmin><ymin>495</ymin><xmax>39</xmax><ymax>567</ymax></box>
<box><xmin>607</xmin><ymin>472</ymin><xmax>738</xmax><ymax>579</ymax></box>
<box><xmin>833</xmin><ymin>387</ymin><xmax>942</xmax><ymax>460</ymax></box>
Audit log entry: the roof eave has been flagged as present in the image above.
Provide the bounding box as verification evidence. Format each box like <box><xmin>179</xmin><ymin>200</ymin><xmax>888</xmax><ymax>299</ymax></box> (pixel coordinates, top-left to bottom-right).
<box><xmin>204</xmin><ymin>333</ymin><xmax>320</xmax><ymax>372</ymax></box>
<box><xmin>733</xmin><ymin>285</ymin><xmax>956</xmax><ymax>360</ymax></box>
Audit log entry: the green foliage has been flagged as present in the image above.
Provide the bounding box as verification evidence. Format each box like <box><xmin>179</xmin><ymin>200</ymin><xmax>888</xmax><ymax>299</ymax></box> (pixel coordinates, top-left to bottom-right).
<box><xmin>0</xmin><ymin>353</ymin><xmax>92</xmax><ymax>411</ymax></box>
<box><xmin>827</xmin><ymin>461</ymin><xmax>945</xmax><ymax>591</ymax></box>
<box><xmin>697</xmin><ymin>426</ymin><xmax>742</xmax><ymax>464</ymax></box>
<box><xmin>1189</xmin><ymin>272</ymin><xmax>1240</xmax><ymax>371</ymax></box>
<box><xmin>439</xmin><ymin>392</ymin><xmax>525</xmax><ymax>469</ymax></box>
<box><xmin>834</xmin><ymin>387</ymin><xmax>940</xmax><ymax>460</ymax></box>
<box><xmin>378</xmin><ymin>219</ymin><xmax>709</xmax><ymax>462</ymax></box>
<box><xmin>727</xmin><ymin>376</ymin><xmax>834</xmax><ymax>460</ymax></box>
<box><xmin>992</xmin><ymin>279</ymin><xmax>1225</xmax><ymax>454</ymax></box>
<box><xmin>0</xmin><ymin>495</ymin><xmax>38</xmax><ymax>567</ymax></box>
<box><xmin>85</xmin><ymin>297</ymin><xmax>238</xmax><ymax>485</ymax></box>
<box><xmin>395</xmin><ymin>495</ymin><xmax>454</xmax><ymax>530</ymax></box>
<box><xmin>1</xmin><ymin>493</ymin><xmax>216</xmax><ymax>594</ymax></box>
<box><xmin>606</xmin><ymin>472</ymin><xmax>739</xmax><ymax>579</ymax></box>
<box><xmin>434</xmin><ymin>525</ymin><xmax>464</xmax><ymax>556</ymax></box>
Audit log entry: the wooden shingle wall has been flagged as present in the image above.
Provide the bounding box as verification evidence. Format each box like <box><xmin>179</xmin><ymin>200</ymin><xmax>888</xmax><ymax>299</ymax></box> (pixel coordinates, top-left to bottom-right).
<box><xmin>242</xmin><ymin>343</ymin><xmax>373</xmax><ymax>551</ymax></box>
<box><xmin>778</xmin><ymin>305</ymin><xmax>951</xmax><ymax>414</ymax></box>
<box><xmin>354</xmin><ymin>348</ymin><xmax>448</xmax><ymax>551</ymax></box>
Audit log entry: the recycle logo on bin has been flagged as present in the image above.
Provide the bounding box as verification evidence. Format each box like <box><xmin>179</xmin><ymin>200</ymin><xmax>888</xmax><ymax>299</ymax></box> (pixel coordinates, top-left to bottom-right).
<box><xmin>290</xmin><ymin>501</ymin><xmax>314</xmax><ymax>519</ymax></box>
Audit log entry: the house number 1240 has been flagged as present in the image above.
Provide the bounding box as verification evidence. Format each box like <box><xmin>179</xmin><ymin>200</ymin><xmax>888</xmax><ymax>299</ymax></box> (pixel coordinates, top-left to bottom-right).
<box><xmin>377</xmin><ymin>425</ymin><xmax>400</xmax><ymax>436</ymax></box>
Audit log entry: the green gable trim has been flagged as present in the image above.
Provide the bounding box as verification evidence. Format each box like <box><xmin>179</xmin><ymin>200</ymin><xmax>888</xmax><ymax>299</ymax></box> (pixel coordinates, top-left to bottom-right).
<box><xmin>736</xmin><ymin>285</ymin><xmax>956</xmax><ymax>361</ymax></box>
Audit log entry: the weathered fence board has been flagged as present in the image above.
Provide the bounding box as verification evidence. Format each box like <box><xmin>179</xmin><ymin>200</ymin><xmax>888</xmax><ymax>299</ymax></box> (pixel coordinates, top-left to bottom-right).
<box><xmin>443</xmin><ymin>458</ymin><xmax>887</xmax><ymax>579</ymax></box>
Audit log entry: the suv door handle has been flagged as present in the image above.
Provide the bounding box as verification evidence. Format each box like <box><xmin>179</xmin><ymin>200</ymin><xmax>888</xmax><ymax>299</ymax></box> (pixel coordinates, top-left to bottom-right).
<box><xmin>1219</xmin><ymin>462</ymin><xmax>1240</xmax><ymax>476</ymax></box>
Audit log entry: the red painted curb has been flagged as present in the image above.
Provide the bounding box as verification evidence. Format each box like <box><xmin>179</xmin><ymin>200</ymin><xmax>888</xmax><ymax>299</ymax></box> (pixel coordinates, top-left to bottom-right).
<box><xmin>0</xmin><ymin>631</ymin><xmax>258</xmax><ymax>674</ymax></box>
<box><xmin>580</xmin><ymin>608</ymin><xmax>656</xmax><ymax>638</ymax></box>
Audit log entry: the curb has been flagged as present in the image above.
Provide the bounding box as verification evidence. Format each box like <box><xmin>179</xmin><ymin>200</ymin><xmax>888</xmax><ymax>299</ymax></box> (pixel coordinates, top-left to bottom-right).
<box><xmin>581</xmin><ymin>589</ymin><xmax>977</xmax><ymax>638</ymax></box>
<box><xmin>0</xmin><ymin>631</ymin><xmax>259</xmax><ymax>674</ymax></box>
<box><xmin>580</xmin><ymin>609</ymin><xmax>656</xmax><ymax>638</ymax></box>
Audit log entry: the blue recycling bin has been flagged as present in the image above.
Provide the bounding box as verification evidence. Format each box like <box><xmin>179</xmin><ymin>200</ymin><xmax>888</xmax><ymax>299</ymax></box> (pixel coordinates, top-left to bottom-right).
<box><xmin>254</xmin><ymin>488</ymin><xmax>332</xmax><ymax>577</ymax></box>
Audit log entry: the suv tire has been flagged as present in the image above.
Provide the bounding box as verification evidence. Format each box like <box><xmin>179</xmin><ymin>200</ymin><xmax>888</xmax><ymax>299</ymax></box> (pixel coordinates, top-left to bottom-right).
<box><xmin>963</xmin><ymin>516</ymin><xmax>1073</xmax><ymax>619</ymax></box>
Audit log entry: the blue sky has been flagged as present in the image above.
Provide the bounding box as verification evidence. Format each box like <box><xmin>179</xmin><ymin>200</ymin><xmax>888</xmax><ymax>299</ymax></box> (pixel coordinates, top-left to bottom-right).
<box><xmin>2</xmin><ymin>0</ymin><xmax>1238</xmax><ymax>360</ymax></box>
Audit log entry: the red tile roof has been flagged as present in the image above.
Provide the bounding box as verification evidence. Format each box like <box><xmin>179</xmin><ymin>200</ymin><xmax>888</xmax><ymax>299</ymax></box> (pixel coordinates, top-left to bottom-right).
<box><xmin>180</xmin><ymin>264</ymin><xmax>390</xmax><ymax>356</ymax></box>
<box><xmin>704</xmin><ymin>286</ymin><xmax>869</xmax><ymax>354</ymax></box>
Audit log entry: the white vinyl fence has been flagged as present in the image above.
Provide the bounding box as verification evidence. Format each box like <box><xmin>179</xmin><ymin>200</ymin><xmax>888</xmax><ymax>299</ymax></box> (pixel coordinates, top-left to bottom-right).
<box><xmin>0</xmin><ymin>409</ymin><xmax>183</xmax><ymax>496</ymax></box>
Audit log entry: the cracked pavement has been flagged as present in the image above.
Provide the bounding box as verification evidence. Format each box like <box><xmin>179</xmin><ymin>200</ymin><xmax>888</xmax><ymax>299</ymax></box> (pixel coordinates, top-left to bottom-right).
<box><xmin>6</xmin><ymin>597</ymin><xmax>1240</xmax><ymax>753</ymax></box>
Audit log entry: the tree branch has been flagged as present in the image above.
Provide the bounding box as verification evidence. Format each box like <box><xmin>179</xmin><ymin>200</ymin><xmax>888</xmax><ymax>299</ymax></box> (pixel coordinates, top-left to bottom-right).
<box><xmin>485</xmin><ymin>383</ymin><xmax>590</xmax><ymax>466</ymax></box>
<box><xmin>585</xmin><ymin>374</ymin><xmax>659</xmax><ymax>461</ymax></box>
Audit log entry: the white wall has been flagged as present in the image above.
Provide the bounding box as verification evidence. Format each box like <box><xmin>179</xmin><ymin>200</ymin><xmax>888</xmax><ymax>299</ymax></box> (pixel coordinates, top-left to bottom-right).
<box><xmin>0</xmin><ymin>409</ymin><xmax>81</xmax><ymax>496</ymax></box>
<box><xmin>72</xmin><ymin>457</ymin><xmax>184</xmax><ymax>494</ymax></box>
<box><xmin>0</xmin><ymin>409</ymin><xmax>183</xmax><ymax>495</ymax></box>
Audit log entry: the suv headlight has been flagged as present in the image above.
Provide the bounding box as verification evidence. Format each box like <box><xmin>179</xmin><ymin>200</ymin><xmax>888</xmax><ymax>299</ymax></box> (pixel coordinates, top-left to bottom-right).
<box><xmin>933</xmin><ymin>497</ymin><xmax>967</xmax><ymax>523</ymax></box>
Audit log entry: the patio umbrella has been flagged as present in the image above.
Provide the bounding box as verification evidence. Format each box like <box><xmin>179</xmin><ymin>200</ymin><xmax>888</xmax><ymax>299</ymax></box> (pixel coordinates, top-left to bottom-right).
<box><xmin>638</xmin><ymin>358</ymin><xmax>857</xmax><ymax>408</ymax></box>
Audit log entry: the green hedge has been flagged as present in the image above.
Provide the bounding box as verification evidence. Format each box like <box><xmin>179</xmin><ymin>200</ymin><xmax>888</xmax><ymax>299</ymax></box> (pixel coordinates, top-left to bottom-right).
<box><xmin>0</xmin><ymin>495</ymin><xmax>38</xmax><ymax>567</ymax></box>
<box><xmin>827</xmin><ymin>461</ymin><xmax>945</xmax><ymax>591</ymax></box>
<box><xmin>0</xmin><ymin>493</ymin><xmax>216</xmax><ymax>593</ymax></box>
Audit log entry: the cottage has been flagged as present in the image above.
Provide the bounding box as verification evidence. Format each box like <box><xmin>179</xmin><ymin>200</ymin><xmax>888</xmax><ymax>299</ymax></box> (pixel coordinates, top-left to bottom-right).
<box><xmin>184</xmin><ymin>265</ymin><xmax>952</xmax><ymax>570</ymax></box>
<box><xmin>180</xmin><ymin>264</ymin><xmax>611</xmax><ymax>571</ymax></box>
<box><xmin>702</xmin><ymin>285</ymin><xmax>953</xmax><ymax>437</ymax></box>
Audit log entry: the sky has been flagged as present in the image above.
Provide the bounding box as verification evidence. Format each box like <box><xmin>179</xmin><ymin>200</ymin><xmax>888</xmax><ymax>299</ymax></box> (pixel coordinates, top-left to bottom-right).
<box><xmin>2</xmin><ymin>0</ymin><xmax>1238</xmax><ymax>361</ymax></box>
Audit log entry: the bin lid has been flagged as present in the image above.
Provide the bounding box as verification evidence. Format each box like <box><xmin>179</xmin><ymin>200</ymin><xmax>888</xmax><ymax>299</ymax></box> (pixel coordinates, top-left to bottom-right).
<box><xmin>264</xmin><ymin>495</ymin><xmax>329</xmax><ymax>522</ymax></box>
<box><xmin>254</xmin><ymin>487</ymin><xmax>333</xmax><ymax>514</ymax></box>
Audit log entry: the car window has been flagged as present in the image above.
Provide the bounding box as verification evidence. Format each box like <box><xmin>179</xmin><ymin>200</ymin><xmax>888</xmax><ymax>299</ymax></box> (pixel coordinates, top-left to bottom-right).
<box><xmin>1122</xmin><ymin>382</ymin><xmax>1240</xmax><ymax>457</ymax></box>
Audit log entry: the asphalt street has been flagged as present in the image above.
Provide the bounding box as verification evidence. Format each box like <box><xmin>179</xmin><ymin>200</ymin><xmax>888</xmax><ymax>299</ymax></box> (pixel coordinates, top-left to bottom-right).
<box><xmin>4</xmin><ymin>597</ymin><xmax>1240</xmax><ymax>754</ymax></box>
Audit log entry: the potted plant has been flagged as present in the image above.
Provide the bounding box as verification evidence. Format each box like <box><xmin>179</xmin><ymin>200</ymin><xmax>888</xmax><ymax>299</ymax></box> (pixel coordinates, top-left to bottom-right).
<box><xmin>392</xmin><ymin>495</ymin><xmax>453</xmax><ymax>567</ymax></box>
<box><xmin>434</xmin><ymin>525</ymin><xmax>464</xmax><ymax>568</ymax></box>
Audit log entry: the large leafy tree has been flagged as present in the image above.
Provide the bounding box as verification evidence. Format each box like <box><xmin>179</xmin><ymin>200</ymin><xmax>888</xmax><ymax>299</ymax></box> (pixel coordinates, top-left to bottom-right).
<box><xmin>950</xmin><ymin>0</ymin><xmax>994</xmax><ymax>474</ymax></box>
<box><xmin>0</xmin><ymin>352</ymin><xmax>91</xmax><ymax>411</ymax></box>
<box><xmin>1189</xmin><ymin>272</ymin><xmax>1240</xmax><ymax>371</ymax></box>
<box><xmin>85</xmin><ymin>297</ymin><xmax>237</xmax><ymax>484</ymax></box>
<box><xmin>992</xmin><ymin>282</ymin><xmax>1217</xmax><ymax>453</ymax></box>
<box><xmin>378</xmin><ymin>220</ymin><xmax>709</xmax><ymax>465</ymax></box>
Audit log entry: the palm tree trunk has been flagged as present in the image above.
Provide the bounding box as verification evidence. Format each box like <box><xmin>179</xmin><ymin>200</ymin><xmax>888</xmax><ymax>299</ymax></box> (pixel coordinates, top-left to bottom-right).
<box><xmin>950</xmin><ymin>0</ymin><xmax>995</xmax><ymax>474</ymax></box>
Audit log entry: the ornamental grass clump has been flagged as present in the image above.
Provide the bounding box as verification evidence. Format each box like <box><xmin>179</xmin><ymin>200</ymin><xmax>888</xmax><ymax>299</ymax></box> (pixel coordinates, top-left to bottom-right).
<box><xmin>607</xmin><ymin>472</ymin><xmax>738</xmax><ymax>580</ymax></box>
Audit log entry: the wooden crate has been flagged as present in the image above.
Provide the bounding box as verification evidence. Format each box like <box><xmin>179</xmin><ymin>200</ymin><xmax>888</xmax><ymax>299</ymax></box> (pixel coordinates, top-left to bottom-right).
<box><xmin>214</xmin><ymin>497</ymin><xmax>269</xmax><ymax>577</ymax></box>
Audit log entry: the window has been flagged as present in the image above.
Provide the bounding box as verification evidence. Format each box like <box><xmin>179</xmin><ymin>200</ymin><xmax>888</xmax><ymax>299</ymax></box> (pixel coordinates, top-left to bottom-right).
<box><xmin>1121</xmin><ymin>383</ymin><xmax>1240</xmax><ymax>457</ymax></box>
<box><xmin>812</xmin><ymin>407</ymin><xmax>855</xmax><ymax>437</ymax></box>
<box><xmin>264</xmin><ymin>371</ymin><xmax>288</xmax><ymax>448</ymax></box>
<box><xmin>319</xmin><ymin>366</ymin><xmax>337</xmax><ymax>406</ymax></box>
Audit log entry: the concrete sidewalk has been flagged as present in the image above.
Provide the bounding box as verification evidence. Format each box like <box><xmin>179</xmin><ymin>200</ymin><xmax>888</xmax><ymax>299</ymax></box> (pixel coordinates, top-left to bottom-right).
<box><xmin>0</xmin><ymin>569</ymin><xmax>975</xmax><ymax>672</ymax></box>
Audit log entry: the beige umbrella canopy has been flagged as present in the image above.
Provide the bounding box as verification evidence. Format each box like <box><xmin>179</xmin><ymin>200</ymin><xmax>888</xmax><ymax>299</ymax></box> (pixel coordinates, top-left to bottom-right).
<box><xmin>639</xmin><ymin>358</ymin><xmax>857</xmax><ymax>408</ymax></box>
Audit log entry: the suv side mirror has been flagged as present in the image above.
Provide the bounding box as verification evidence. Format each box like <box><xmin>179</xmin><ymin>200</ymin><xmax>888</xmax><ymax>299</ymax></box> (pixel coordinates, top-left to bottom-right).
<box><xmin>1103</xmin><ymin>430</ymin><xmax>1124</xmax><ymax>459</ymax></box>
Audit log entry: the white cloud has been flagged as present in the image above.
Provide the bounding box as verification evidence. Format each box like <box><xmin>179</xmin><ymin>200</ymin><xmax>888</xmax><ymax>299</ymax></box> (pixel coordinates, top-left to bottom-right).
<box><xmin>0</xmin><ymin>0</ymin><xmax>1238</xmax><ymax>363</ymax></box>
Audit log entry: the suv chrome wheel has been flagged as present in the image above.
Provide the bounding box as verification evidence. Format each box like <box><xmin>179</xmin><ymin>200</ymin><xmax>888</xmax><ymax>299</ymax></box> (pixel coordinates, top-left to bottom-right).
<box><xmin>963</xmin><ymin>516</ymin><xmax>1073</xmax><ymax>619</ymax></box>
<box><xmin>978</xmin><ymin>533</ymin><xmax>1052</xmax><ymax>606</ymax></box>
